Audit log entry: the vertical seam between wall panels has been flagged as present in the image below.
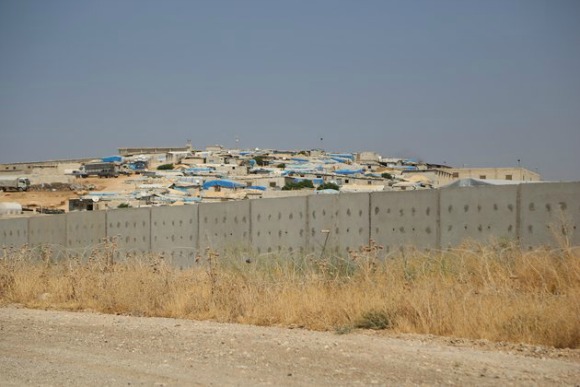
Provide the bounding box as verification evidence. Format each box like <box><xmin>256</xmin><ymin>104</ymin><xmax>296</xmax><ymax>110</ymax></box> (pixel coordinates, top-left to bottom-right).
<box><xmin>64</xmin><ymin>212</ymin><xmax>68</xmax><ymax>252</ymax></box>
<box><xmin>516</xmin><ymin>183</ymin><xmax>522</xmax><ymax>247</ymax></box>
<box><xmin>436</xmin><ymin>189</ymin><xmax>441</xmax><ymax>251</ymax></box>
<box><xmin>249</xmin><ymin>199</ymin><xmax>253</xmax><ymax>251</ymax></box>
<box><xmin>368</xmin><ymin>193</ymin><xmax>372</xmax><ymax>246</ymax></box>
<box><xmin>105</xmin><ymin>209</ymin><xmax>109</xmax><ymax>243</ymax></box>
<box><xmin>148</xmin><ymin>207</ymin><xmax>152</xmax><ymax>253</ymax></box>
<box><xmin>196</xmin><ymin>205</ymin><xmax>200</xmax><ymax>257</ymax></box>
<box><xmin>305</xmin><ymin>196</ymin><xmax>310</xmax><ymax>252</ymax></box>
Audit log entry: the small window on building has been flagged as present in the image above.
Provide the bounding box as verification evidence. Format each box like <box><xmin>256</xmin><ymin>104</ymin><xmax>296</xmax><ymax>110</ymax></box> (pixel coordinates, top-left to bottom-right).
<box><xmin>269</xmin><ymin>182</ymin><xmax>276</xmax><ymax>188</ymax></box>
<box><xmin>505</xmin><ymin>174</ymin><xmax>512</xmax><ymax>180</ymax></box>
<box><xmin>232</xmin><ymin>166</ymin><xmax>236</xmax><ymax>170</ymax></box>
<box><xmin>452</xmin><ymin>172</ymin><xmax>459</xmax><ymax>178</ymax></box>
<box><xmin>345</xmin><ymin>179</ymin><xmax>350</xmax><ymax>184</ymax></box>
<box><xmin>368</xmin><ymin>180</ymin><xmax>372</xmax><ymax>185</ymax></box>
<box><xmin>479</xmin><ymin>175</ymin><xmax>486</xmax><ymax>179</ymax></box>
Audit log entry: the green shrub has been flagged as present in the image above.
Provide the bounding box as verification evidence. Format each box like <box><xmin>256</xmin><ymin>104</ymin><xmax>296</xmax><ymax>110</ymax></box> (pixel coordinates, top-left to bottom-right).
<box><xmin>317</xmin><ymin>182</ymin><xmax>340</xmax><ymax>191</ymax></box>
<box><xmin>381</xmin><ymin>172</ymin><xmax>393</xmax><ymax>179</ymax></box>
<box><xmin>157</xmin><ymin>163</ymin><xmax>174</xmax><ymax>170</ymax></box>
<box><xmin>355</xmin><ymin>310</ymin><xmax>393</xmax><ymax>330</ymax></box>
<box><xmin>252</xmin><ymin>156</ymin><xmax>268</xmax><ymax>166</ymax></box>
<box><xmin>282</xmin><ymin>180</ymin><xmax>314</xmax><ymax>190</ymax></box>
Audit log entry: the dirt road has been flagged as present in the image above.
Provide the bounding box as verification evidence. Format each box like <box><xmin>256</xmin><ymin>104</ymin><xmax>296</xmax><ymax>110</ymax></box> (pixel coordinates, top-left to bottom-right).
<box><xmin>0</xmin><ymin>307</ymin><xmax>578</xmax><ymax>386</ymax></box>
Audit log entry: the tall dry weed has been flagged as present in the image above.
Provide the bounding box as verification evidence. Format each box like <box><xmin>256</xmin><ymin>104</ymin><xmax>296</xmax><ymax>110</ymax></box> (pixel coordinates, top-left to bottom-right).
<box><xmin>1</xmin><ymin>242</ymin><xmax>579</xmax><ymax>348</ymax></box>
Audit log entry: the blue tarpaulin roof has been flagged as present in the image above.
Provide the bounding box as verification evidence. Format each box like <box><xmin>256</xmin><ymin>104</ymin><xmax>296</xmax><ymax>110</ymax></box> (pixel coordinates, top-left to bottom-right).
<box><xmin>247</xmin><ymin>185</ymin><xmax>267</xmax><ymax>191</ymax></box>
<box><xmin>335</xmin><ymin>168</ymin><xmax>364</xmax><ymax>175</ymax></box>
<box><xmin>102</xmin><ymin>156</ymin><xmax>123</xmax><ymax>163</ymax></box>
<box><xmin>202</xmin><ymin>179</ymin><xmax>245</xmax><ymax>190</ymax></box>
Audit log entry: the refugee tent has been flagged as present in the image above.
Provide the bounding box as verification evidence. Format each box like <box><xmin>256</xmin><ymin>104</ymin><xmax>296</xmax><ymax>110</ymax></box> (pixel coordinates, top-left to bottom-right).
<box><xmin>335</xmin><ymin>168</ymin><xmax>365</xmax><ymax>175</ymax></box>
<box><xmin>442</xmin><ymin>178</ymin><xmax>521</xmax><ymax>188</ymax></box>
<box><xmin>102</xmin><ymin>156</ymin><xmax>123</xmax><ymax>163</ymax></box>
<box><xmin>0</xmin><ymin>202</ymin><xmax>22</xmax><ymax>216</ymax></box>
<box><xmin>202</xmin><ymin>179</ymin><xmax>245</xmax><ymax>190</ymax></box>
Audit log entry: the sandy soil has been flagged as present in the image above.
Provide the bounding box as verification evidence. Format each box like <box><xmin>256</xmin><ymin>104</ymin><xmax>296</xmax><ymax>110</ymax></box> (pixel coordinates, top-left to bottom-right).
<box><xmin>1</xmin><ymin>306</ymin><xmax>578</xmax><ymax>386</ymax></box>
<box><xmin>0</xmin><ymin>175</ymin><xmax>138</xmax><ymax>211</ymax></box>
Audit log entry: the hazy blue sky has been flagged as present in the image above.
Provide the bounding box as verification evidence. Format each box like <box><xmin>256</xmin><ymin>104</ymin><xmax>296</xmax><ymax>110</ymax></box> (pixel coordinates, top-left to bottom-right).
<box><xmin>1</xmin><ymin>0</ymin><xmax>579</xmax><ymax>180</ymax></box>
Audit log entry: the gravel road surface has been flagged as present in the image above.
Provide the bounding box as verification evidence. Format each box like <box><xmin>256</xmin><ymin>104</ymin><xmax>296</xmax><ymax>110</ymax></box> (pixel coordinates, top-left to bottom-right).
<box><xmin>1</xmin><ymin>306</ymin><xmax>578</xmax><ymax>386</ymax></box>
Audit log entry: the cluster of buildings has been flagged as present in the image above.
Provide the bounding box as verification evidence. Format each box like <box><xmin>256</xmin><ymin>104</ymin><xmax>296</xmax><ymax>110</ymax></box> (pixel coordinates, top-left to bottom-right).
<box><xmin>0</xmin><ymin>144</ymin><xmax>541</xmax><ymax>213</ymax></box>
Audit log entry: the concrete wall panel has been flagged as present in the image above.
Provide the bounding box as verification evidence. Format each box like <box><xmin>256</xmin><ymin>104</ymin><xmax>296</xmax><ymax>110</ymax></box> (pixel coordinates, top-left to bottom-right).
<box><xmin>306</xmin><ymin>193</ymin><xmax>370</xmax><ymax>256</ymax></box>
<box><xmin>337</xmin><ymin>193</ymin><xmax>371</xmax><ymax>254</ymax></box>
<box><xmin>519</xmin><ymin>182</ymin><xmax>580</xmax><ymax>249</ymax></box>
<box><xmin>66</xmin><ymin>211</ymin><xmax>106</xmax><ymax>257</ymax></box>
<box><xmin>29</xmin><ymin>214</ymin><xmax>67</xmax><ymax>252</ymax></box>
<box><xmin>306</xmin><ymin>194</ymin><xmax>339</xmax><ymax>256</ymax></box>
<box><xmin>151</xmin><ymin>205</ymin><xmax>198</xmax><ymax>268</ymax></box>
<box><xmin>198</xmin><ymin>200</ymin><xmax>251</xmax><ymax>253</ymax></box>
<box><xmin>106</xmin><ymin>207</ymin><xmax>151</xmax><ymax>256</ymax></box>
<box><xmin>0</xmin><ymin>218</ymin><xmax>28</xmax><ymax>249</ymax></box>
<box><xmin>440</xmin><ymin>185</ymin><xmax>518</xmax><ymax>247</ymax></box>
<box><xmin>370</xmin><ymin>190</ymin><xmax>439</xmax><ymax>253</ymax></box>
<box><xmin>251</xmin><ymin>196</ymin><xmax>307</xmax><ymax>256</ymax></box>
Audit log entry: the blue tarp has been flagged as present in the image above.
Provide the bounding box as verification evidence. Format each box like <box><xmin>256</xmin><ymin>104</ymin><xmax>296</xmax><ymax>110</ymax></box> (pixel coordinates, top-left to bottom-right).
<box><xmin>247</xmin><ymin>185</ymin><xmax>267</xmax><ymax>191</ymax></box>
<box><xmin>328</xmin><ymin>153</ymin><xmax>355</xmax><ymax>161</ymax></box>
<box><xmin>290</xmin><ymin>157</ymin><xmax>309</xmax><ymax>163</ymax></box>
<box><xmin>335</xmin><ymin>168</ymin><xmax>364</xmax><ymax>175</ymax></box>
<box><xmin>102</xmin><ymin>156</ymin><xmax>123</xmax><ymax>163</ymax></box>
<box><xmin>127</xmin><ymin>161</ymin><xmax>147</xmax><ymax>170</ymax></box>
<box><xmin>202</xmin><ymin>179</ymin><xmax>245</xmax><ymax>190</ymax></box>
<box><xmin>312</xmin><ymin>178</ymin><xmax>324</xmax><ymax>185</ymax></box>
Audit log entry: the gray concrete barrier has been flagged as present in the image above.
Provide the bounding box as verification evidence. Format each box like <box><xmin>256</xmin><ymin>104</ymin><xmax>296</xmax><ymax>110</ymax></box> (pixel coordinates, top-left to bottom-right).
<box><xmin>370</xmin><ymin>190</ymin><xmax>439</xmax><ymax>253</ymax></box>
<box><xmin>0</xmin><ymin>182</ymin><xmax>578</xmax><ymax>263</ymax></box>
<box><xmin>519</xmin><ymin>182</ymin><xmax>579</xmax><ymax>249</ymax></box>
<box><xmin>151</xmin><ymin>205</ymin><xmax>198</xmax><ymax>268</ymax></box>
<box><xmin>251</xmin><ymin>196</ymin><xmax>307</xmax><ymax>256</ymax></box>
<box><xmin>440</xmin><ymin>185</ymin><xmax>518</xmax><ymax>248</ymax></box>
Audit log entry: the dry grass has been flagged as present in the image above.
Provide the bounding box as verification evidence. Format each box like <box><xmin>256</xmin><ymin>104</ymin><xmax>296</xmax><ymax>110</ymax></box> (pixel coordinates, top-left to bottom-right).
<box><xmin>1</xmin><ymin>241</ymin><xmax>579</xmax><ymax>349</ymax></box>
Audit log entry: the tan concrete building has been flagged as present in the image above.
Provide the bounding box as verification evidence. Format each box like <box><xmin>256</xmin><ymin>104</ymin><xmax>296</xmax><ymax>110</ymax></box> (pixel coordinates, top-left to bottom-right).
<box><xmin>445</xmin><ymin>167</ymin><xmax>540</xmax><ymax>182</ymax></box>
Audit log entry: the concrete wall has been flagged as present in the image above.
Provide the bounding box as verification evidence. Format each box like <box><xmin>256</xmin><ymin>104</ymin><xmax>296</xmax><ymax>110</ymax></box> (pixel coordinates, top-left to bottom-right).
<box><xmin>106</xmin><ymin>207</ymin><xmax>151</xmax><ymax>257</ymax></box>
<box><xmin>29</xmin><ymin>214</ymin><xmax>67</xmax><ymax>248</ymax></box>
<box><xmin>439</xmin><ymin>185</ymin><xmax>518</xmax><ymax>247</ymax></box>
<box><xmin>308</xmin><ymin>194</ymin><xmax>370</xmax><ymax>256</ymax></box>
<box><xmin>198</xmin><ymin>200</ymin><xmax>251</xmax><ymax>253</ymax></box>
<box><xmin>0</xmin><ymin>182</ymin><xmax>578</xmax><ymax>263</ymax></box>
<box><xmin>0</xmin><ymin>218</ymin><xmax>28</xmax><ymax>249</ymax></box>
<box><xmin>151</xmin><ymin>205</ymin><xmax>198</xmax><ymax>269</ymax></box>
<box><xmin>251</xmin><ymin>197</ymin><xmax>307</xmax><ymax>256</ymax></box>
<box><xmin>519</xmin><ymin>182</ymin><xmax>580</xmax><ymax>249</ymax></box>
<box><xmin>370</xmin><ymin>190</ymin><xmax>439</xmax><ymax>253</ymax></box>
<box><xmin>66</xmin><ymin>211</ymin><xmax>107</xmax><ymax>254</ymax></box>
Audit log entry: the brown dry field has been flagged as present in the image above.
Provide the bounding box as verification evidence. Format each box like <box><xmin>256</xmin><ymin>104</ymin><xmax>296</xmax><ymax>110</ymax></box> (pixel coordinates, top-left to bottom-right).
<box><xmin>0</xmin><ymin>175</ymin><xmax>136</xmax><ymax>211</ymax></box>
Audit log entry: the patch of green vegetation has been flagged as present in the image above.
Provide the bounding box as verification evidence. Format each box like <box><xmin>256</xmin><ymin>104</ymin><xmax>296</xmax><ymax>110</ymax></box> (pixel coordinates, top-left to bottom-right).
<box><xmin>282</xmin><ymin>180</ymin><xmax>314</xmax><ymax>190</ymax></box>
<box><xmin>157</xmin><ymin>163</ymin><xmax>174</xmax><ymax>170</ymax></box>
<box><xmin>317</xmin><ymin>182</ymin><xmax>340</xmax><ymax>191</ymax></box>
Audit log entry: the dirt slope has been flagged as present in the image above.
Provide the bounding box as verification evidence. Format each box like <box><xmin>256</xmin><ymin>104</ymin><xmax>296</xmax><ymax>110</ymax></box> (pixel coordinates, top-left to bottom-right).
<box><xmin>0</xmin><ymin>307</ymin><xmax>578</xmax><ymax>386</ymax></box>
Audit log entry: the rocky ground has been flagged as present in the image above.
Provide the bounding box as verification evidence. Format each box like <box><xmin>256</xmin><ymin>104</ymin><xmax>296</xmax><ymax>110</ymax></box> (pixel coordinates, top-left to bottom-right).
<box><xmin>1</xmin><ymin>306</ymin><xmax>578</xmax><ymax>386</ymax></box>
